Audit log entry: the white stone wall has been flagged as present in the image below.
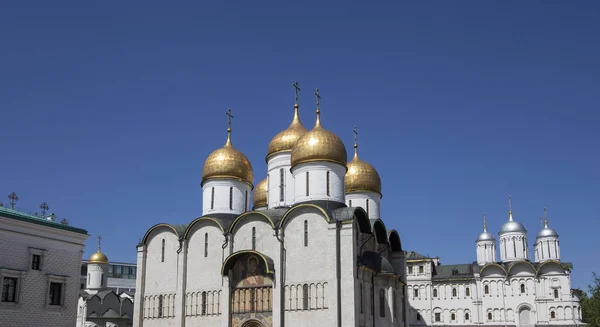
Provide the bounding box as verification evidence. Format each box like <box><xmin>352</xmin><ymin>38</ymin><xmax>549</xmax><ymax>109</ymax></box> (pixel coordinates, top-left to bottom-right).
<box><xmin>291</xmin><ymin>162</ymin><xmax>346</xmax><ymax>204</ymax></box>
<box><xmin>202</xmin><ymin>179</ymin><xmax>252</xmax><ymax>216</ymax></box>
<box><xmin>499</xmin><ymin>232</ymin><xmax>529</xmax><ymax>262</ymax></box>
<box><xmin>346</xmin><ymin>191</ymin><xmax>381</xmax><ymax>219</ymax></box>
<box><xmin>534</xmin><ymin>237</ymin><xmax>560</xmax><ymax>262</ymax></box>
<box><xmin>267</xmin><ymin>152</ymin><xmax>296</xmax><ymax>208</ymax></box>
<box><xmin>0</xmin><ymin>215</ymin><xmax>87</xmax><ymax>327</ymax></box>
<box><xmin>476</xmin><ymin>241</ymin><xmax>496</xmax><ymax>265</ymax></box>
<box><xmin>86</xmin><ymin>263</ymin><xmax>108</xmax><ymax>292</ymax></box>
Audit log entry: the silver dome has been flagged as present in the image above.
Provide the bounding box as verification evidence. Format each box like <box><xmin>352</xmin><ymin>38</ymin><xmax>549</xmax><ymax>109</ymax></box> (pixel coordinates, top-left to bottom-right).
<box><xmin>537</xmin><ymin>221</ymin><xmax>558</xmax><ymax>239</ymax></box>
<box><xmin>477</xmin><ymin>231</ymin><xmax>496</xmax><ymax>242</ymax></box>
<box><xmin>499</xmin><ymin>212</ymin><xmax>527</xmax><ymax>235</ymax></box>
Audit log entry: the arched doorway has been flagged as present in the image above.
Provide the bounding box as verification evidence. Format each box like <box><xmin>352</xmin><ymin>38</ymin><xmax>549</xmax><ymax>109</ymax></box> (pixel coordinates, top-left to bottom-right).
<box><xmin>242</xmin><ymin>320</ymin><xmax>264</xmax><ymax>327</ymax></box>
<box><xmin>519</xmin><ymin>306</ymin><xmax>532</xmax><ymax>326</ymax></box>
<box><xmin>223</xmin><ymin>251</ymin><xmax>274</xmax><ymax>327</ymax></box>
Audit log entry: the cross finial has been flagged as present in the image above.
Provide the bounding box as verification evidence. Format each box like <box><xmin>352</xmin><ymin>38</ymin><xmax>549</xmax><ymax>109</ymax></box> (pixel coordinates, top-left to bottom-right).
<box><xmin>508</xmin><ymin>195</ymin><xmax>512</xmax><ymax>212</ymax></box>
<box><xmin>544</xmin><ymin>206</ymin><xmax>548</xmax><ymax>226</ymax></box>
<box><xmin>225</xmin><ymin>108</ymin><xmax>234</xmax><ymax>145</ymax></box>
<box><xmin>97</xmin><ymin>236</ymin><xmax>103</xmax><ymax>252</ymax></box>
<box><xmin>8</xmin><ymin>192</ymin><xmax>18</xmax><ymax>210</ymax></box>
<box><xmin>293</xmin><ymin>81</ymin><xmax>300</xmax><ymax>106</ymax></box>
<box><xmin>314</xmin><ymin>88</ymin><xmax>321</xmax><ymax>125</ymax></box>
<box><xmin>483</xmin><ymin>212</ymin><xmax>487</xmax><ymax>231</ymax></box>
<box><xmin>353</xmin><ymin>125</ymin><xmax>359</xmax><ymax>157</ymax></box>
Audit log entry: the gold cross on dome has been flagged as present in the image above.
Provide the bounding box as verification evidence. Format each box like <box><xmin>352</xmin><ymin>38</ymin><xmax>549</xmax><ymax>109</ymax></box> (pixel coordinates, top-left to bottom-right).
<box><xmin>97</xmin><ymin>235</ymin><xmax>102</xmax><ymax>251</ymax></box>
<box><xmin>293</xmin><ymin>81</ymin><xmax>300</xmax><ymax>105</ymax></box>
<box><xmin>226</xmin><ymin>108</ymin><xmax>234</xmax><ymax>131</ymax></box>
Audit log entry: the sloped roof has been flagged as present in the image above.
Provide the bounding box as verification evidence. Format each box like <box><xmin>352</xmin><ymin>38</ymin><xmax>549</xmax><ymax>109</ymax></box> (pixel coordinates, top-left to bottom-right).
<box><xmin>433</xmin><ymin>264</ymin><xmax>475</xmax><ymax>281</ymax></box>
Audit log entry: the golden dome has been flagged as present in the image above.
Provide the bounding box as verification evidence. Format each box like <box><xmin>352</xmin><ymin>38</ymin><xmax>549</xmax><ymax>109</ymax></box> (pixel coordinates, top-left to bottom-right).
<box><xmin>252</xmin><ymin>177</ymin><xmax>267</xmax><ymax>209</ymax></box>
<box><xmin>345</xmin><ymin>140</ymin><xmax>382</xmax><ymax>195</ymax></box>
<box><xmin>202</xmin><ymin>128</ymin><xmax>254</xmax><ymax>187</ymax></box>
<box><xmin>290</xmin><ymin>107</ymin><xmax>347</xmax><ymax>168</ymax></box>
<box><xmin>88</xmin><ymin>251</ymin><xmax>108</xmax><ymax>264</ymax></box>
<box><xmin>266</xmin><ymin>104</ymin><xmax>308</xmax><ymax>160</ymax></box>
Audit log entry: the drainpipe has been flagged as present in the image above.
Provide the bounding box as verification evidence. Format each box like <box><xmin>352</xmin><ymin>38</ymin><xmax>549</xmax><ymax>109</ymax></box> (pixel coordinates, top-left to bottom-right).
<box><xmin>276</xmin><ymin>228</ymin><xmax>286</xmax><ymax>327</ymax></box>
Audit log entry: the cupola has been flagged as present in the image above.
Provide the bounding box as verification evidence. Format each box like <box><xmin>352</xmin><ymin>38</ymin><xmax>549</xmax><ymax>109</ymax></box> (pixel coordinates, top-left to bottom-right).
<box><xmin>498</xmin><ymin>196</ymin><xmax>529</xmax><ymax>262</ymax></box>
<box><xmin>534</xmin><ymin>207</ymin><xmax>560</xmax><ymax>262</ymax></box>
<box><xmin>476</xmin><ymin>213</ymin><xmax>497</xmax><ymax>265</ymax></box>
<box><xmin>253</xmin><ymin>177</ymin><xmax>268</xmax><ymax>210</ymax></box>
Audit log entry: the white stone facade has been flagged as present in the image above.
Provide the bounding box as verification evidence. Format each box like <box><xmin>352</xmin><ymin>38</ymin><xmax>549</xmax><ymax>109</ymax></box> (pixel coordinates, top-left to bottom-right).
<box><xmin>0</xmin><ymin>207</ymin><xmax>88</xmax><ymax>327</ymax></box>
<box><xmin>406</xmin><ymin>211</ymin><xmax>582</xmax><ymax>327</ymax></box>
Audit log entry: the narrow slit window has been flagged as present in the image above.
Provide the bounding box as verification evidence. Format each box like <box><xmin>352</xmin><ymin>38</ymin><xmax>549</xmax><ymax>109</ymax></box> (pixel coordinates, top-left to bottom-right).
<box><xmin>393</xmin><ymin>291</ymin><xmax>397</xmax><ymax>317</ymax></box>
<box><xmin>452</xmin><ymin>288</ymin><xmax>457</xmax><ymax>297</ymax></box>
<box><xmin>360</xmin><ymin>283</ymin><xmax>364</xmax><ymax>313</ymax></box>
<box><xmin>554</xmin><ymin>289</ymin><xmax>559</xmax><ymax>299</ymax></box>
<box><xmin>349</xmin><ymin>199</ymin><xmax>352</xmax><ymax>207</ymax></box>
<box><xmin>158</xmin><ymin>295</ymin><xmax>163</xmax><ymax>317</ymax></box>
<box><xmin>100</xmin><ymin>273</ymin><xmax>103</xmax><ymax>286</ymax></box>
<box><xmin>204</xmin><ymin>233</ymin><xmax>208</xmax><ymax>258</ymax></box>
<box><xmin>245</xmin><ymin>191</ymin><xmax>248</xmax><ymax>211</ymax></box>
<box><xmin>379</xmin><ymin>289</ymin><xmax>385</xmax><ymax>317</ymax></box>
<box><xmin>520</xmin><ymin>284</ymin><xmax>525</xmax><ymax>293</ymax></box>
<box><xmin>210</xmin><ymin>187</ymin><xmax>215</xmax><ymax>209</ymax></box>
<box><xmin>484</xmin><ymin>285</ymin><xmax>489</xmax><ymax>294</ymax></box>
<box><xmin>366</xmin><ymin>199</ymin><xmax>370</xmax><ymax>216</ymax></box>
<box><xmin>304</xmin><ymin>220</ymin><xmax>308</xmax><ymax>247</ymax></box>
<box><xmin>279</xmin><ymin>168</ymin><xmax>285</xmax><ymax>202</ymax></box>
<box><xmin>201</xmin><ymin>291</ymin><xmax>207</xmax><ymax>315</ymax></box>
<box><xmin>433</xmin><ymin>289</ymin><xmax>438</xmax><ymax>297</ymax></box>
<box><xmin>305</xmin><ymin>172</ymin><xmax>309</xmax><ymax>196</ymax></box>
<box><xmin>488</xmin><ymin>312</ymin><xmax>492</xmax><ymax>321</ymax></box>
<box><xmin>252</xmin><ymin>227</ymin><xmax>256</xmax><ymax>250</ymax></box>
<box><xmin>229</xmin><ymin>187</ymin><xmax>233</xmax><ymax>210</ymax></box>
<box><xmin>451</xmin><ymin>313</ymin><xmax>456</xmax><ymax>321</ymax></box>
<box><xmin>161</xmin><ymin>239</ymin><xmax>165</xmax><ymax>262</ymax></box>
<box><xmin>326</xmin><ymin>171</ymin><xmax>331</xmax><ymax>196</ymax></box>
<box><xmin>466</xmin><ymin>287</ymin><xmax>470</xmax><ymax>296</ymax></box>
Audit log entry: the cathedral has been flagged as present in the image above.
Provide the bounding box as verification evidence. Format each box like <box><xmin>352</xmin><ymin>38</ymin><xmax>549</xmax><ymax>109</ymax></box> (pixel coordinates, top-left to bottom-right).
<box><xmin>405</xmin><ymin>205</ymin><xmax>583</xmax><ymax>327</ymax></box>
<box><xmin>133</xmin><ymin>85</ymin><xmax>407</xmax><ymax>327</ymax></box>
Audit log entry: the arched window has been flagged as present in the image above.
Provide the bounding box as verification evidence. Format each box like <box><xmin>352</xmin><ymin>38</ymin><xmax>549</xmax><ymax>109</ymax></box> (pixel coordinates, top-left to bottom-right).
<box><xmin>554</xmin><ymin>289</ymin><xmax>559</xmax><ymax>298</ymax></box>
<box><xmin>305</xmin><ymin>172</ymin><xmax>309</xmax><ymax>196</ymax></box>
<box><xmin>465</xmin><ymin>312</ymin><xmax>470</xmax><ymax>320</ymax></box>
<box><xmin>488</xmin><ymin>312</ymin><xmax>492</xmax><ymax>321</ymax></box>
<box><xmin>304</xmin><ymin>220</ymin><xmax>308</xmax><ymax>246</ymax></box>
<box><xmin>201</xmin><ymin>291</ymin><xmax>207</xmax><ymax>315</ymax></box>
<box><xmin>433</xmin><ymin>289</ymin><xmax>438</xmax><ymax>297</ymax></box>
<box><xmin>100</xmin><ymin>273</ymin><xmax>103</xmax><ymax>286</ymax></box>
<box><xmin>252</xmin><ymin>227</ymin><xmax>256</xmax><ymax>250</ymax></box>
<box><xmin>520</xmin><ymin>283</ymin><xmax>526</xmax><ymax>293</ymax></box>
<box><xmin>279</xmin><ymin>168</ymin><xmax>285</xmax><ymax>201</ymax></box>
<box><xmin>484</xmin><ymin>285</ymin><xmax>489</xmax><ymax>294</ymax></box>
<box><xmin>452</xmin><ymin>288</ymin><xmax>457</xmax><ymax>297</ymax></box>
<box><xmin>244</xmin><ymin>191</ymin><xmax>248</xmax><ymax>211</ymax></box>
<box><xmin>326</xmin><ymin>171</ymin><xmax>331</xmax><ymax>196</ymax></box>
<box><xmin>550</xmin><ymin>311</ymin><xmax>556</xmax><ymax>319</ymax></box>
<box><xmin>161</xmin><ymin>239</ymin><xmax>165</xmax><ymax>262</ymax></box>
<box><xmin>466</xmin><ymin>287</ymin><xmax>470</xmax><ymax>296</ymax></box>
<box><xmin>302</xmin><ymin>284</ymin><xmax>309</xmax><ymax>310</ymax></box>
<box><xmin>451</xmin><ymin>313</ymin><xmax>456</xmax><ymax>321</ymax></box>
<box><xmin>210</xmin><ymin>187</ymin><xmax>215</xmax><ymax>209</ymax></box>
<box><xmin>413</xmin><ymin>289</ymin><xmax>419</xmax><ymax>298</ymax></box>
<box><xmin>349</xmin><ymin>199</ymin><xmax>352</xmax><ymax>207</ymax></box>
<box><xmin>366</xmin><ymin>199</ymin><xmax>370</xmax><ymax>216</ymax></box>
<box><xmin>379</xmin><ymin>289</ymin><xmax>385</xmax><ymax>317</ymax></box>
<box><xmin>417</xmin><ymin>312</ymin><xmax>422</xmax><ymax>321</ymax></box>
<box><xmin>158</xmin><ymin>295</ymin><xmax>164</xmax><ymax>317</ymax></box>
<box><xmin>229</xmin><ymin>187</ymin><xmax>233</xmax><ymax>210</ymax></box>
<box><xmin>204</xmin><ymin>233</ymin><xmax>208</xmax><ymax>257</ymax></box>
<box><xmin>360</xmin><ymin>283</ymin><xmax>364</xmax><ymax>313</ymax></box>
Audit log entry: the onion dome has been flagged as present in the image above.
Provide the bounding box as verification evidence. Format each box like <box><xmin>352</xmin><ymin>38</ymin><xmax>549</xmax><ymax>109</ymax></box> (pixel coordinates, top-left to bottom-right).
<box><xmin>477</xmin><ymin>213</ymin><xmax>496</xmax><ymax>242</ymax></box>
<box><xmin>345</xmin><ymin>127</ymin><xmax>381</xmax><ymax>195</ymax></box>
<box><xmin>290</xmin><ymin>89</ymin><xmax>347</xmax><ymax>168</ymax></box>
<box><xmin>499</xmin><ymin>199</ymin><xmax>527</xmax><ymax>235</ymax></box>
<box><xmin>266</xmin><ymin>104</ymin><xmax>308</xmax><ymax>160</ymax></box>
<box><xmin>537</xmin><ymin>220</ymin><xmax>558</xmax><ymax>239</ymax></box>
<box><xmin>253</xmin><ymin>178</ymin><xmax>267</xmax><ymax>209</ymax></box>
<box><xmin>201</xmin><ymin>110</ymin><xmax>254</xmax><ymax>186</ymax></box>
<box><xmin>88</xmin><ymin>236</ymin><xmax>108</xmax><ymax>264</ymax></box>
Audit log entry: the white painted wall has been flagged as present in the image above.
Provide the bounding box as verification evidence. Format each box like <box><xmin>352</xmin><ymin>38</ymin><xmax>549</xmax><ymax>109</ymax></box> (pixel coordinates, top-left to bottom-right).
<box><xmin>86</xmin><ymin>263</ymin><xmax>108</xmax><ymax>292</ymax></box>
<box><xmin>346</xmin><ymin>191</ymin><xmax>381</xmax><ymax>219</ymax></box>
<box><xmin>499</xmin><ymin>232</ymin><xmax>529</xmax><ymax>262</ymax></box>
<box><xmin>476</xmin><ymin>241</ymin><xmax>497</xmax><ymax>265</ymax></box>
<box><xmin>534</xmin><ymin>237</ymin><xmax>560</xmax><ymax>262</ymax></box>
<box><xmin>202</xmin><ymin>179</ymin><xmax>252</xmax><ymax>216</ymax></box>
<box><xmin>267</xmin><ymin>152</ymin><xmax>296</xmax><ymax>208</ymax></box>
<box><xmin>291</xmin><ymin>162</ymin><xmax>346</xmax><ymax>204</ymax></box>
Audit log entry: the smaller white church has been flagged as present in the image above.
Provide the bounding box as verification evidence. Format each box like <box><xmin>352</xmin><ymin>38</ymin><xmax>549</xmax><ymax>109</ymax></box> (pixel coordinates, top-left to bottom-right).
<box><xmin>77</xmin><ymin>237</ymin><xmax>134</xmax><ymax>327</ymax></box>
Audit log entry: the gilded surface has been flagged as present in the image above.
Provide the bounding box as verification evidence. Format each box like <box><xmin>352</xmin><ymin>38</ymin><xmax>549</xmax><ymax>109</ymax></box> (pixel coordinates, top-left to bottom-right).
<box><xmin>202</xmin><ymin>136</ymin><xmax>254</xmax><ymax>185</ymax></box>
<box><xmin>252</xmin><ymin>178</ymin><xmax>267</xmax><ymax>208</ymax></box>
<box><xmin>88</xmin><ymin>251</ymin><xmax>108</xmax><ymax>264</ymax></box>
<box><xmin>345</xmin><ymin>152</ymin><xmax>382</xmax><ymax>195</ymax></box>
<box><xmin>266</xmin><ymin>105</ymin><xmax>308</xmax><ymax>159</ymax></box>
<box><xmin>290</xmin><ymin>123</ymin><xmax>347</xmax><ymax>168</ymax></box>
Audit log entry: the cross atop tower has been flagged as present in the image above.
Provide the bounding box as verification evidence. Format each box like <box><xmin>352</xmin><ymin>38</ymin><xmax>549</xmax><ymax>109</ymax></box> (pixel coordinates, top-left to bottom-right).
<box><xmin>483</xmin><ymin>212</ymin><xmax>487</xmax><ymax>231</ymax></box>
<box><xmin>353</xmin><ymin>125</ymin><xmax>359</xmax><ymax>157</ymax></box>
<box><xmin>226</xmin><ymin>108</ymin><xmax>234</xmax><ymax>144</ymax></box>
<box><xmin>314</xmin><ymin>88</ymin><xmax>321</xmax><ymax>125</ymax></box>
<box><xmin>8</xmin><ymin>192</ymin><xmax>18</xmax><ymax>210</ymax></box>
<box><xmin>97</xmin><ymin>235</ymin><xmax>103</xmax><ymax>251</ymax></box>
<box><xmin>293</xmin><ymin>81</ymin><xmax>300</xmax><ymax>105</ymax></box>
<box><xmin>544</xmin><ymin>206</ymin><xmax>548</xmax><ymax>225</ymax></box>
<box><xmin>508</xmin><ymin>195</ymin><xmax>512</xmax><ymax>213</ymax></box>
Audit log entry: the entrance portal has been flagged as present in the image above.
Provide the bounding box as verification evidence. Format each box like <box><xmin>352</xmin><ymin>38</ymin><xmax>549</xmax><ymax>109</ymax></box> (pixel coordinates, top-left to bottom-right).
<box><xmin>519</xmin><ymin>307</ymin><xmax>531</xmax><ymax>326</ymax></box>
<box><xmin>242</xmin><ymin>320</ymin><xmax>264</xmax><ymax>327</ymax></box>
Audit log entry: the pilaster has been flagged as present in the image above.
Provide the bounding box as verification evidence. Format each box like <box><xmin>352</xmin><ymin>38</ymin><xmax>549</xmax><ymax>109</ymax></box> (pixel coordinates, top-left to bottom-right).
<box><xmin>133</xmin><ymin>245</ymin><xmax>146</xmax><ymax>327</ymax></box>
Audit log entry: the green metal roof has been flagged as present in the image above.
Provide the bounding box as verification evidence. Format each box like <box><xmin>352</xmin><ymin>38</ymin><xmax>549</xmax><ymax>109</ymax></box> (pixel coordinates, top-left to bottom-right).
<box><xmin>0</xmin><ymin>206</ymin><xmax>88</xmax><ymax>235</ymax></box>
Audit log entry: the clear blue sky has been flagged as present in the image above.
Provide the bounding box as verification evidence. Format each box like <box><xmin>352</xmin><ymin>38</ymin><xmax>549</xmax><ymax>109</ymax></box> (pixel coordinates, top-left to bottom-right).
<box><xmin>1</xmin><ymin>1</ymin><xmax>598</xmax><ymax>290</ymax></box>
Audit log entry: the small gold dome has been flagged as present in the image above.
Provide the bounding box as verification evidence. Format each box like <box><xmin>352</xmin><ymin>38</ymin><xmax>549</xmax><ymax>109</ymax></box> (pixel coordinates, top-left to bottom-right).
<box><xmin>345</xmin><ymin>147</ymin><xmax>382</xmax><ymax>195</ymax></box>
<box><xmin>290</xmin><ymin>111</ymin><xmax>347</xmax><ymax>168</ymax></box>
<box><xmin>252</xmin><ymin>178</ymin><xmax>267</xmax><ymax>209</ymax></box>
<box><xmin>88</xmin><ymin>251</ymin><xmax>108</xmax><ymax>264</ymax></box>
<box><xmin>202</xmin><ymin>133</ymin><xmax>254</xmax><ymax>186</ymax></box>
<box><xmin>266</xmin><ymin>104</ymin><xmax>308</xmax><ymax>160</ymax></box>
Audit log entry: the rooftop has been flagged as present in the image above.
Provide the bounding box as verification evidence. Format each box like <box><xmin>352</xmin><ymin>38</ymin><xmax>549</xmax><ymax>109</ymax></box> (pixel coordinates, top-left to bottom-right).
<box><xmin>0</xmin><ymin>206</ymin><xmax>87</xmax><ymax>235</ymax></box>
